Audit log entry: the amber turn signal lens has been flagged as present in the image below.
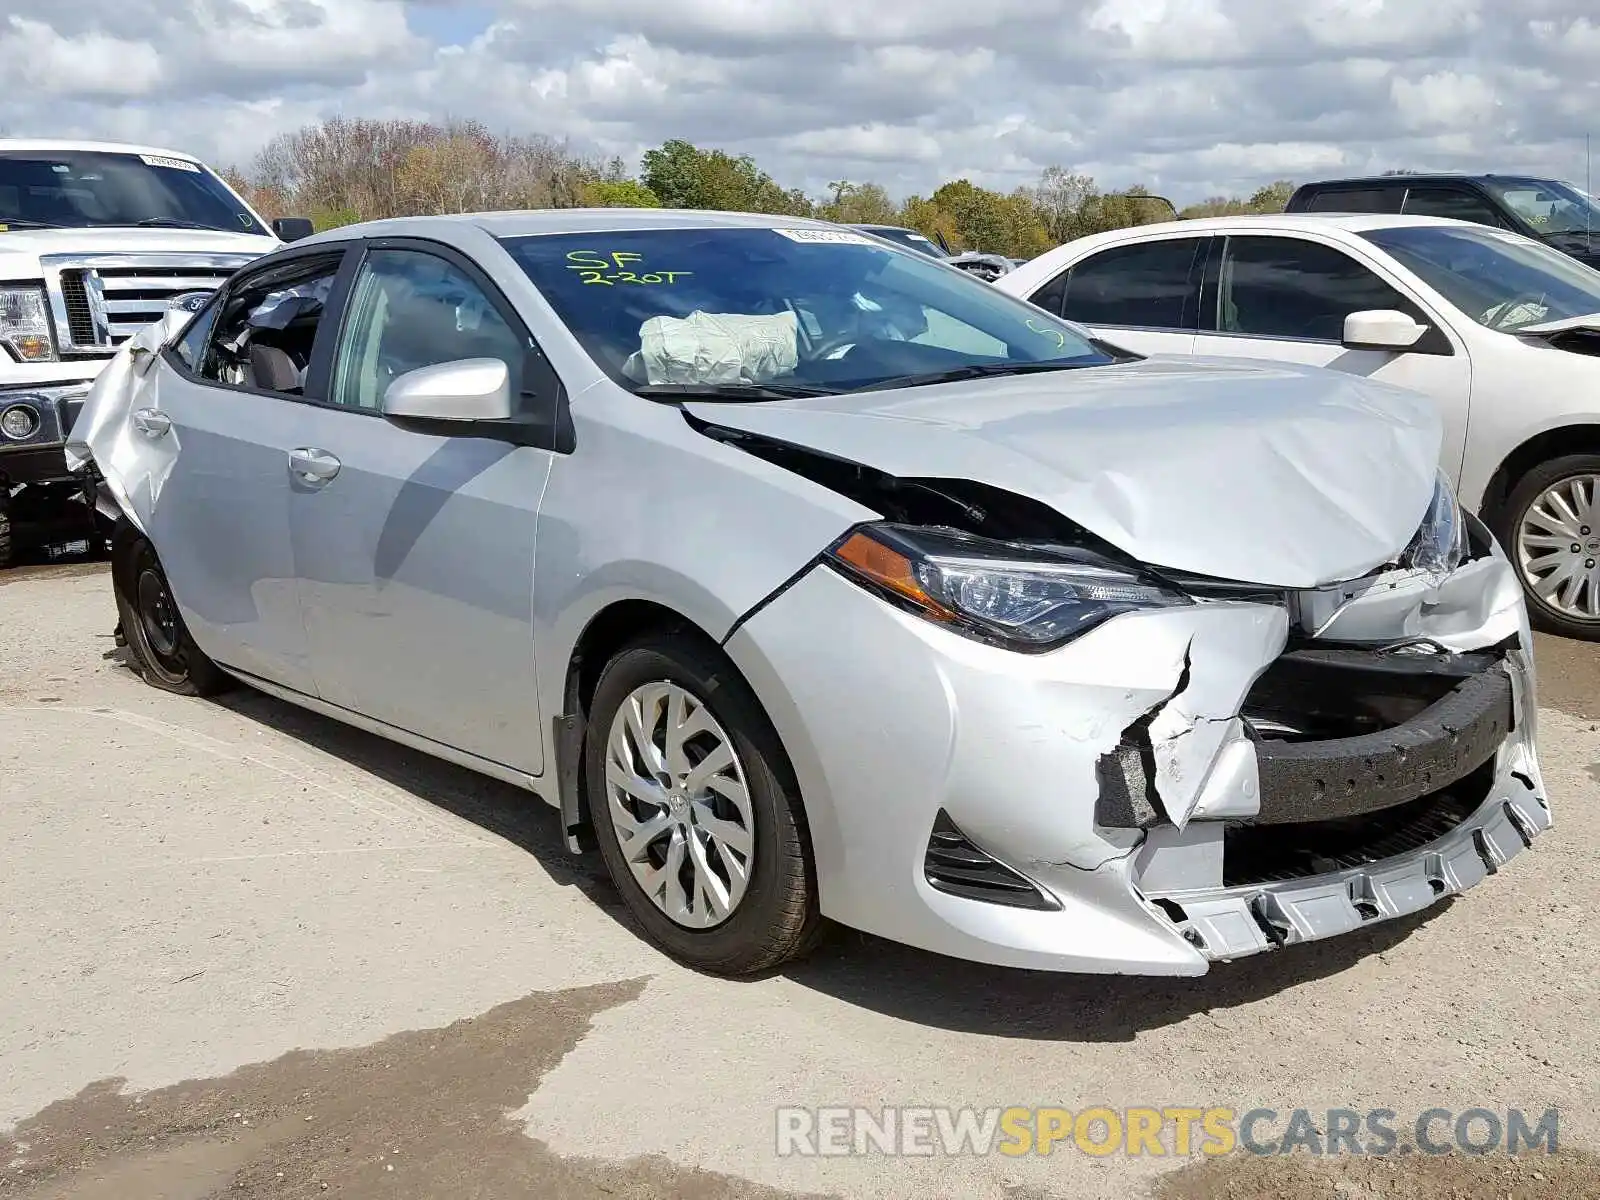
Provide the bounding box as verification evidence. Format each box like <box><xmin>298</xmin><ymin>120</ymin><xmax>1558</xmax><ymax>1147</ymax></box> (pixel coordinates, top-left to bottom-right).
<box><xmin>832</xmin><ymin>531</ymin><xmax>958</xmax><ymax>621</ymax></box>
<box><xmin>12</xmin><ymin>335</ymin><xmax>51</xmax><ymax>362</ymax></box>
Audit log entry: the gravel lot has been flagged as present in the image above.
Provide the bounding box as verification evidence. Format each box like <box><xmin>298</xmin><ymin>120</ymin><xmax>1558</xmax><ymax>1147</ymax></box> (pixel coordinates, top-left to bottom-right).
<box><xmin>2</xmin><ymin>561</ymin><xmax>1596</xmax><ymax>1199</ymax></box>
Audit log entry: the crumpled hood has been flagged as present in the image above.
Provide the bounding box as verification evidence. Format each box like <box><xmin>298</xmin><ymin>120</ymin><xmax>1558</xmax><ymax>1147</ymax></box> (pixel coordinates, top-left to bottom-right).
<box><xmin>686</xmin><ymin>356</ymin><xmax>1443</xmax><ymax>588</ymax></box>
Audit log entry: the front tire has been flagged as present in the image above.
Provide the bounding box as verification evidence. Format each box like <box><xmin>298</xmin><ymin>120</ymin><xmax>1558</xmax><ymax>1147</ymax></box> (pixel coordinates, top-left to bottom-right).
<box><xmin>584</xmin><ymin>633</ymin><xmax>823</xmax><ymax>976</ymax></box>
<box><xmin>114</xmin><ymin>536</ymin><xmax>233</xmax><ymax>695</ymax></box>
<box><xmin>1493</xmin><ymin>454</ymin><xmax>1600</xmax><ymax>641</ymax></box>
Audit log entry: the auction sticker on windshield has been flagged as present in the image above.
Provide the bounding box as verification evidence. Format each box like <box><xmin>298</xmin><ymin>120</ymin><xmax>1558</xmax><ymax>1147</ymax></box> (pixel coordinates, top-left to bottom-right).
<box><xmin>138</xmin><ymin>154</ymin><xmax>200</xmax><ymax>172</ymax></box>
<box><xmin>771</xmin><ymin>228</ymin><xmax>880</xmax><ymax>245</ymax></box>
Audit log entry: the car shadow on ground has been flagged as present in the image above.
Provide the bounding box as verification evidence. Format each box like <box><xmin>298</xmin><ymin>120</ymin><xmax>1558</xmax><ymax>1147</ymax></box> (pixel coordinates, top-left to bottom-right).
<box><xmin>210</xmin><ymin>678</ymin><xmax>1445</xmax><ymax>1043</ymax></box>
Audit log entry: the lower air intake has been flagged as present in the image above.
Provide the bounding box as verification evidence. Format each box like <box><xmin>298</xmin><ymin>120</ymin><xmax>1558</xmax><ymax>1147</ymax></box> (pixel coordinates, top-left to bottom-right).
<box><xmin>923</xmin><ymin>810</ymin><xmax>1061</xmax><ymax>911</ymax></box>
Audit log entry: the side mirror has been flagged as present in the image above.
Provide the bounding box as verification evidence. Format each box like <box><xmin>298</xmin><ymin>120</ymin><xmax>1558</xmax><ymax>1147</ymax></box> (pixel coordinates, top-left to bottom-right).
<box><xmin>382</xmin><ymin>358</ymin><xmax>513</xmax><ymax>425</ymax></box>
<box><xmin>271</xmin><ymin>216</ymin><xmax>314</xmax><ymax>243</ymax></box>
<box><xmin>1343</xmin><ymin>309</ymin><xmax>1427</xmax><ymax>351</ymax></box>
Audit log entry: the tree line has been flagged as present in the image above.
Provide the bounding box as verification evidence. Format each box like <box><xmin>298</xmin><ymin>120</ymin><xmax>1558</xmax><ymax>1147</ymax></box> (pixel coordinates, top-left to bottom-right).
<box><xmin>223</xmin><ymin>117</ymin><xmax>1296</xmax><ymax>260</ymax></box>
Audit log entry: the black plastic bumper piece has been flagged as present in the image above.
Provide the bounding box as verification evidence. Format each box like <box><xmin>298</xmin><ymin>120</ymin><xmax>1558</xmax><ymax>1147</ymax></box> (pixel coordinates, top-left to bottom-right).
<box><xmin>1248</xmin><ymin>665</ymin><xmax>1512</xmax><ymax>824</ymax></box>
<box><xmin>923</xmin><ymin>810</ymin><xmax>1061</xmax><ymax>911</ymax></box>
<box><xmin>1094</xmin><ymin>662</ymin><xmax>1513</xmax><ymax>830</ymax></box>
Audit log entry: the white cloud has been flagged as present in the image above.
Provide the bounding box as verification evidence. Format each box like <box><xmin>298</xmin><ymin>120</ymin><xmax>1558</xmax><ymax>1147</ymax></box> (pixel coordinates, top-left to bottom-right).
<box><xmin>2</xmin><ymin>0</ymin><xmax>1599</xmax><ymax>205</ymax></box>
<box><xmin>0</xmin><ymin>16</ymin><xmax>163</xmax><ymax>96</ymax></box>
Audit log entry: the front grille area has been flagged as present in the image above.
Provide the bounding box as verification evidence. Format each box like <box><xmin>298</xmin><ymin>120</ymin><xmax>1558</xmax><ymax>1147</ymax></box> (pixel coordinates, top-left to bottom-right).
<box><xmin>58</xmin><ymin>272</ymin><xmax>96</xmax><ymax>344</ymax></box>
<box><xmin>924</xmin><ymin>810</ymin><xmax>1061</xmax><ymax>911</ymax></box>
<box><xmin>43</xmin><ymin>253</ymin><xmax>257</xmax><ymax>355</ymax></box>
<box><xmin>1221</xmin><ymin>761</ymin><xmax>1493</xmax><ymax>887</ymax></box>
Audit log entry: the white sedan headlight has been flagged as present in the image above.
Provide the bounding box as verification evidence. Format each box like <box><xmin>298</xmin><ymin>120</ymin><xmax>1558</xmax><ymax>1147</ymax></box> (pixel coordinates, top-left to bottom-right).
<box><xmin>826</xmin><ymin>523</ymin><xmax>1191</xmax><ymax>650</ymax></box>
<box><xmin>1400</xmin><ymin>470</ymin><xmax>1467</xmax><ymax>579</ymax></box>
<box><xmin>0</xmin><ymin>286</ymin><xmax>56</xmax><ymax>362</ymax></box>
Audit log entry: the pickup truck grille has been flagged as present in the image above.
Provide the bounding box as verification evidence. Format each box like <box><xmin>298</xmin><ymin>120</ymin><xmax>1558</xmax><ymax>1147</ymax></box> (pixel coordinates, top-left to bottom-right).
<box><xmin>41</xmin><ymin>253</ymin><xmax>259</xmax><ymax>356</ymax></box>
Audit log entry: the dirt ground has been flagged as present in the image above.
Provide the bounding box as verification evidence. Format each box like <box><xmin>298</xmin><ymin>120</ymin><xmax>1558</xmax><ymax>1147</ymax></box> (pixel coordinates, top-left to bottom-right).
<box><xmin>1</xmin><ymin>562</ymin><xmax>1595</xmax><ymax>1199</ymax></box>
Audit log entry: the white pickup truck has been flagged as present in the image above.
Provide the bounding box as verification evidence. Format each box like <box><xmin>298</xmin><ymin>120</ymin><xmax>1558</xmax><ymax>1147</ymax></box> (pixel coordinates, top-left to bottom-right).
<box><xmin>0</xmin><ymin>139</ymin><xmax>306</xmax><ymax>565</ymax></box>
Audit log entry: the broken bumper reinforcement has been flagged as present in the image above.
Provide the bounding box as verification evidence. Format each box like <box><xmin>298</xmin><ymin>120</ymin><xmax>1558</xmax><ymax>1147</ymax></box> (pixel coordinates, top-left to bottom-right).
<box><xmin>1149</xmin><ymin>776</ymin><xmax>1551</xmax><ymax>961</ymax></box>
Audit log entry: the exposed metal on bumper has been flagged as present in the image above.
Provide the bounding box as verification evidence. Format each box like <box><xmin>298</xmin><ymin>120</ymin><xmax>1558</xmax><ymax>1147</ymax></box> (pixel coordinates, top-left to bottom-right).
<box><xmin>1150</xmin><ymin>775</ymin><xmax>1552</xmax><ymax>962</ymax></box>
<box><xmin>1250</xmin><ymin>665</ymin><xmax>1513</xmax><ymax>824</ymax></box>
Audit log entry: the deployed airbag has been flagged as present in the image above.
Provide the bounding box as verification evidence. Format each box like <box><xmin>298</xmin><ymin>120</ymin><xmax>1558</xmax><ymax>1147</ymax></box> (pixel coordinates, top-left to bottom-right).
<box><xmin>629</xmin><ymin>310</ymin><xmax>799</xmax><ymax>386</ymax></box>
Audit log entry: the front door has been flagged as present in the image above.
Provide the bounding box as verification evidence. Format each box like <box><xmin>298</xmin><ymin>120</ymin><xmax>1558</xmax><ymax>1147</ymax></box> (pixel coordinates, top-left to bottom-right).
<box><xmin>1190</xmin><ymin>233</ymin><xmax>1473</xmax><ymax>484</ymax></box>
<box><xmin>141</xmin><ymin>249</ymin><xmax>349</xmax><ymax>694</ymax></box>
<box><xmin>286</xmin><ymin>242</ymin><xmax>553</xmax><ymax>773</ymax></box>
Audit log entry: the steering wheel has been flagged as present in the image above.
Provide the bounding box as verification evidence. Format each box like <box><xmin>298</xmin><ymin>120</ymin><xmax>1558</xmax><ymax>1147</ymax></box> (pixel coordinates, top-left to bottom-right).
<box><xmin>1487</xmin><ymin>292</ymin><xmax>1548</xmax><ymax>331</ymax></box>
<box><xmin>804</xmin><ymin>333</ymin><xmax>859</xmax><ymax>361</ymax></box>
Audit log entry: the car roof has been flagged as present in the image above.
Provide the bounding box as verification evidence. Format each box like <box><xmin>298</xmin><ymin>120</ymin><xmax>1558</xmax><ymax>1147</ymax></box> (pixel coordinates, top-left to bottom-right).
<box><xmin>298</xmin><ymin>209</ymin><xmax>852</xmax><ymax>246</ymax></box>
<box><xmin>849</xmin><ymin>224</ymin><xmax>924</xmax><ymax>234</ymax></box>
<box><xmin>1295</xmin><ymin>173</ymin><xmax>1564</xmax><ymax>189</ymax></box>
<box><xmin>0</xmin><ymin>138</ymin><xmax>206</xmax><ymax>163</ymax></box>
<box><xmin>1068</xmin><ymin>212</ymin><xmax>1486</xmax><ymax>239</ymax></box>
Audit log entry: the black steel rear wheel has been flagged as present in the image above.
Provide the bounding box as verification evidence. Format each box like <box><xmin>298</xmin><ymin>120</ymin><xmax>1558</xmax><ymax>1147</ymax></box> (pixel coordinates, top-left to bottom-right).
<box><xmin>114</xmin><ymin>536</ymin><xmax>232</xmax><ymax>696</ymax></box>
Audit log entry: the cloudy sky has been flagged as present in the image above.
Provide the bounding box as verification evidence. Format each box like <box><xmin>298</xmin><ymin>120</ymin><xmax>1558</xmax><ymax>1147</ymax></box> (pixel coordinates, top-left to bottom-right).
<box><xmin>2</xmin><ymin>0</ymin><xmax>1598</xmax><ymax>205</ymax></box>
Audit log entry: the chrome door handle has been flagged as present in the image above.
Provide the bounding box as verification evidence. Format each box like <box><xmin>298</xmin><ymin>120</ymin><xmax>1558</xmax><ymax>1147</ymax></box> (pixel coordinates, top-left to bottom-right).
<box><xmin>132</xmin><ymin>408</ymin><xmax>171</xmax><ymax>439</ymax></box>
<box><xmin>288</xmin><ymin>447</ymin><xmax>341</xmax><ymax>483</ymax></box>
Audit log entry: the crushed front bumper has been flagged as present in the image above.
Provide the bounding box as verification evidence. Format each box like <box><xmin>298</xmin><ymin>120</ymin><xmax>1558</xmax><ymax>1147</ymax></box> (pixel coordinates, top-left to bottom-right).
<box><xmin>725</xmin><ymin>538</ymin><xmax>1550</xmax><ymax>975</ymax></box>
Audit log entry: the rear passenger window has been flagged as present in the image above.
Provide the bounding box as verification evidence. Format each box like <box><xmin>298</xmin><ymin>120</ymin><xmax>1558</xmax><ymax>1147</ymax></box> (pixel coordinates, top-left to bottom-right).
<box><xmin>1303</xmin><ymin>189</ymin><xmax>1397</xmax><ymax>214</ymax></box>
<box><xmin>1057</xmin><ymin>238</ymin><xmax>1204</xmax><ymax>330</ymax></box>
<box><xmin>198</xmin><ymin>253</ymin><xmax>345</xmax><ymax>396</ymax></box>
<box><xmin>1401</xmin><ymin>188</ymin><xmax>1506</xmax><ymax>228</ymax></box>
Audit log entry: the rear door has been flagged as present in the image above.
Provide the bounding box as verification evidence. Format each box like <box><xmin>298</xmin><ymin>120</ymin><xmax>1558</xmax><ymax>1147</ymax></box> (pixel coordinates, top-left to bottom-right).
<box><xmin>1190</xmin><ymin>232</ymin><xmax>1472</xmax><ymax>482</ymax></box>
<box><xmin>1023</xmin><ymin>235</ymin><xmax>1207</xmax><ymax>357</ymax></box>
<box><xmin>142</xmin><ymin>247</ymin><xmax>351</xmax><ymax>693</ymax></box>
<box><xmin>285</xmin><ymin>239</ymin><xmax>558</xmax><ymax>774</ymax></box>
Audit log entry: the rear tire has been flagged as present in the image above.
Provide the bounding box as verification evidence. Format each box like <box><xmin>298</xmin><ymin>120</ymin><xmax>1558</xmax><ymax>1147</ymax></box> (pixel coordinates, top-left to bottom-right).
<box><xmin>114</xmin><ymin>536</ymin><xmax>233</xmax><ymax>695</ymax></box>
<box><xmin>584</xmin><ymin>633</ymin><xmax>823</xmax><ymax>976</ymax></box>
<box><xmin>1492</xmin><ymin>454</ymin><xmax>1600</xmax><ymax>642</ymax></box>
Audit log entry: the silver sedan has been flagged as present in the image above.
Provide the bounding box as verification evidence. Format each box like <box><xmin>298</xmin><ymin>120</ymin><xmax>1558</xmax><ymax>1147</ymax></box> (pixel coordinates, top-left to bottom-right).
<box><xmin>69</xmin><ymin>209</ymin><xmax>1551</xmax><ymax>977</ymax></box>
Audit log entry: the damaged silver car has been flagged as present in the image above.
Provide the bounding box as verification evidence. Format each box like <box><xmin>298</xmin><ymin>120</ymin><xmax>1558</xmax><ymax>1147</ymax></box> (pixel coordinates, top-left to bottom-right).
<box><xmin>68</xmin><ymin>210</ymin><xmax>1551</xmax><ymax>977</ymax></box>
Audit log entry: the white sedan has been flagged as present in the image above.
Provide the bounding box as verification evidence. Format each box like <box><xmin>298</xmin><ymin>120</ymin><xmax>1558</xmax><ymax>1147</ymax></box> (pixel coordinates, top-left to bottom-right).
<box><xmin>997</xmin><ymin>213</ymin><xmax>1600</xmax><ymax>640</ymax></box>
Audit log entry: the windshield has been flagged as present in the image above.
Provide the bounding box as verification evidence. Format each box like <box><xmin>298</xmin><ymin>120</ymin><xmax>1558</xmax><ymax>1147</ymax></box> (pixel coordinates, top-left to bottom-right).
<box><xmin>500</xmin><ymin>227</ymin><xmax>1115</xmax><ymax>396</ymax></box>
<box><xmin>856</xmin><ymin>226</ymin><xmax>947</xmax><ymax>258</ymax></box>
<box><xmin>0</xmin><ymin>150</ymin><xmax>267</xmax><ymax>235</ymax></box>
<box><xmin>1483</xmin><ymin>178</ymin><xmax>1600</xmax><ymax>239</ymax></box>
<box><xmin>1362</xmin><ymin>223</ymin><xmax>1600</xmax><ymax>332</ymax></box>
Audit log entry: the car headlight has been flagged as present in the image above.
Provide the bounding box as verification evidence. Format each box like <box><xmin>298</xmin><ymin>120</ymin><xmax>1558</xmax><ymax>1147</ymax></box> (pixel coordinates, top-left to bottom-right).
<box><xmin>0</xmin><ymin>285</ymin><xmax>56</xmax><ymax>362</ymax></box>
<box><xmin>1400</xmin><ymin>470</ymin><xmax>1467</xmax><ymax>579</ymax></box>
<box><xmin>825</xmin><ymin>523</ymin><xmax>1192</xmax><ymax>651</ymax></box>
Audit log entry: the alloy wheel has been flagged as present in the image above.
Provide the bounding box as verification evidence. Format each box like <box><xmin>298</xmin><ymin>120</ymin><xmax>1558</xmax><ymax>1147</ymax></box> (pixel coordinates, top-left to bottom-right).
<box><xmin>603</xmin><ymin>681</ymin><xmax>756</xmax><ymax>929</ymax></box>
<box><xmin>1516</xmin><ymin>473</ymin><xmax>1600</xmax><ymax>622</ymax></box>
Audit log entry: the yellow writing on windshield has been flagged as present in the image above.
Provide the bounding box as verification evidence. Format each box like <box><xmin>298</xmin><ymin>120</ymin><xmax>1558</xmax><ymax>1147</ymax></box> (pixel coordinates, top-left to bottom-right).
<box><xmin>1025</xmin><ymin>318</ymin><xmax>1067</xmax><ymax>350</ymax></box>
<box><xmin>566</xmin><ymin>250</ymin><xmax>692</xmax><ymax>286</ymax></box>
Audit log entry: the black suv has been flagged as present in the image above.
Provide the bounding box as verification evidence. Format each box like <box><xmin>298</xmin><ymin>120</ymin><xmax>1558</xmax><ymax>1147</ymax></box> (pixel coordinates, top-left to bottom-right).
<box><xmin>1285</xmin><ymin>174</ymin><xmax>1600</xmax><ymax>269</ymax></box>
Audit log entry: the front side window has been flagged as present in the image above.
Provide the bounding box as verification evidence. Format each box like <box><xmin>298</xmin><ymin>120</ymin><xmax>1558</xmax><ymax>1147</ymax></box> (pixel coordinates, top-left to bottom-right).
<box><xmin>1400</xmin><ymin>187</ymin><xmax>1506</xmax><ymax>228</ymax></box>
<box><xmin>0</xmin><ymin>150</ymin><xmax>266</xmax><ymax>235</ymax></box>
<box><xmin>331</xmin><ymin>250</ymin><xmax>527</xmax><ymax>411</ymax></box>
<box><xmin>1057</xmin><ymin>238</ymin><xmax>1204</xmax><ymax>331</ymax></box>
<box><xmin>1363</xmin><ymin>223</ymin><xmax>1600</xmax><ymax>331</ymax></box>
<box><xmin>1483</xmin><ymin>178</ymin><xmax>1600</xmax><ymax>239</ymax></box>
<box><xmin>1213</xmin><ymin>236</ymin><xmax>1417</xmax><ymax>341</ymax></box>
<box><xmin>196</xmin><ymin>253</ymin><xmax>344</xmax><ymax>396</ymax></box>
<box><xmin>500</xmin><ymin>228</ymin><xmax>1114</xmax><ymax>396</ymax></box>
